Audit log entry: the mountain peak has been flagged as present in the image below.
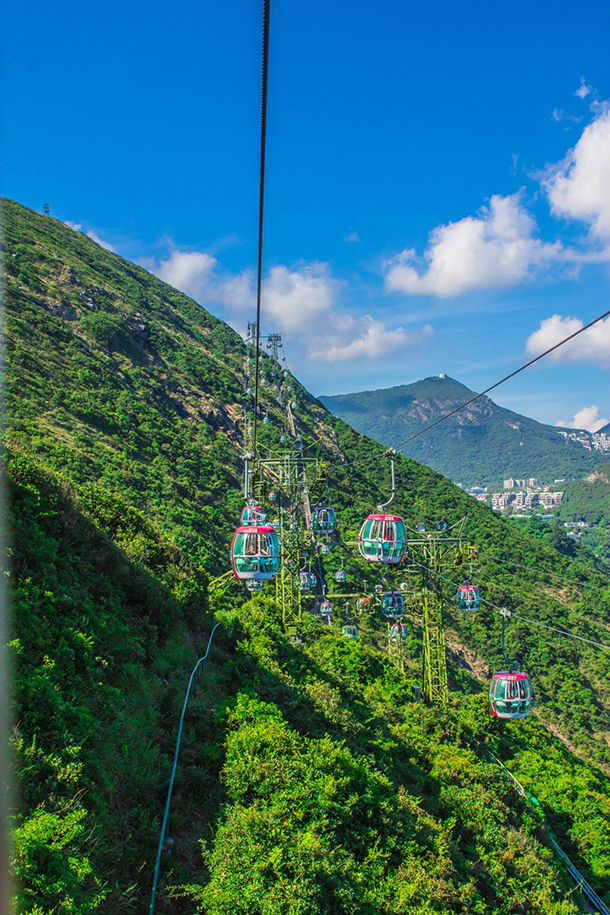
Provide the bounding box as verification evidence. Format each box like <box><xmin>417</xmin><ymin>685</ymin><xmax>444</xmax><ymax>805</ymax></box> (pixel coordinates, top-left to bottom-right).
<box><xmin>320</xmin><ymin>376</ymin><xmax>606</xmax><ymax>486</ymax></box>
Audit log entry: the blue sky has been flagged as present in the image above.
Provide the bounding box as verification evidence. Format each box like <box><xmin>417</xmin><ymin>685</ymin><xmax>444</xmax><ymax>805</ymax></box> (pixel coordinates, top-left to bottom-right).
<box><xmin>3</xmin><ymin>0</ymin><xmax>610</xmax><ymax>429</ymax></box>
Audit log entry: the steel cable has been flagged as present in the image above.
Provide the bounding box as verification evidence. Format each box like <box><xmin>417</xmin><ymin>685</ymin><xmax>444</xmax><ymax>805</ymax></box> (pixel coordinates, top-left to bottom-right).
<box><xmin>407</xmin><ymin>556</ymin><xmax>610</xmax><ymax>652</ymax></box>
<box><xmin>481</xmin><ymin>553</ymin><xmax>610</xmax><ymax>593</ymax></box>
<box><xmin>252</xmin><ymin>0</ymin><xmax>271</xmax><ymax>454</ymax></box>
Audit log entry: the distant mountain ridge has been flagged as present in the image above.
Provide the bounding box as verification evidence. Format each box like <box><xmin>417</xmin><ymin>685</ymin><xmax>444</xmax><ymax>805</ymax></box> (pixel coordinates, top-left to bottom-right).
<box><xmin>320</xmin><ymin>375</ymin><xmax>607</xmax><ymax>487</ymax></box>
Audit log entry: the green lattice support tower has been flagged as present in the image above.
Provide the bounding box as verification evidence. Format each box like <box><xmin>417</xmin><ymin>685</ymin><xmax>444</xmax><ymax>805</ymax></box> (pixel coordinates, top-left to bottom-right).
<box><xmin>253</xmin><ymin>449</ymin><xmax>323</xmax><ymax>637</ymax></box>
<box><xmin>276</xmin><ymin>530</ymin><xmax>302</xmax><ymax>638</ymax></box>
<box><xmin>407</xmin><ymin>519</ymin><xmax>465</xmax><ymax>705</ymax></box>
<box><xmin>421</xmin><ymin>592</ymin><xmax>448</xmax><ymax>703</ymax></box>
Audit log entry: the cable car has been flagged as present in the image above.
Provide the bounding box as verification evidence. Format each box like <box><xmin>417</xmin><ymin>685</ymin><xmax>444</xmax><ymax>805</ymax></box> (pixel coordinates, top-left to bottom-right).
<box><xmin>298</xmin><ymin>571</ymin><xmax>317</xmax><ymax>591</ymax></box>
<box><xmin>381</xmin><ymin>592</ymin><xmax>404</xmax><ymax>618</ymax></box>
<box><xmin>280</xmin><ymin>435</ymin><xmax>287</xmax><ymax>443</ymax></box>
<box><xmin>312</xmin><ymin>507</ymin><xmax>336</xmax><ymax>534</ymax></box>
<box><xmin>271</xmin><ymin>517</ymin><xmax>280</xmax><ymax>528</ymax></box>
<box><xmin>230</xmin><ymin>525</ymin><xmax>282</xmax><ymax>581</ymax></box>
<box><xmin>389</xmin><ymin>622</ymin><xmax>408</xmax><ymax>641</ymax></box>
<box><xmin>320</xmin><ymin>600</ymin><xmax>332</xmax><ymax>617</ymax></box>
<box><xmin>269</xmin><ymin>490</ymin><xmax>278</xmax><ymax>502</ymax></box>
<box><xmin>457</xmin><ymin>584</ymin><xmax>480</xmax><ymax>611</ymax></box>
<box><xmin>335</xmin><ymin>569</ymin><xmax>346</xmax><ymax>583</ymax></box>
<box><xmin>240</xmin><ymin>505</ymin><xmax>267</xmax><ymax>527</ymax></box>
<box><xmin>356</xmin><ymin>596</ymin><xmax>371</xmax><ymax>613</ymax></box>
<box><xmin>245</xmin><ymin>580</ymin><xmax>265</xmax><ymax>593</ymax></box>
<box><xmin>261</xmin><ymin>378</ymin><xmax>268</xmax><ymax>386</ymax></box>
<box><xmin>358</xmin><ymin>514</ymin><xmax>406</xmax><ymax>563</ymax></box>
<box><xmin>263</xmin><ymin>414</ymin><xmax>270</xmax><ymax>425</ymax></box>
<box><xmin>489</xmin><ymin>671</ymin><xmax>534</xmax><ymax>720</ymax></box>
<box><xmin>291</xmin><ymin>401</ymin><xmax>298</xmax><ymax>409</ymax></box>
<box><xmin>320</xmin><ymin>543</ymin><xmax>330</xmax><ymax>555</ymax></box>
<box><xmin>248</xmin><ymin>427</ymin><xmax>254</xmax><ymax>436</ymax></box>
<box><xmin>343</xmin><ymin>624</ymin><xmax>358</xmax><ymax>640</ymax></box>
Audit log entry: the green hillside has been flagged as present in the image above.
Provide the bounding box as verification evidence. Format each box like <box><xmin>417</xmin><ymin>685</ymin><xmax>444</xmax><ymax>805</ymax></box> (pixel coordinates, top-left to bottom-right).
<box><xmin>4</xmin><ymin>197</ymin><xmax>610</xmax><ymax>913</ymax></box>
<box><xmin>320</xmin><ymin>377</ymin><xmax>605</xmax><ymax>487</ymax></box>
<box><xmin>558</xmin><ymin>465</ymin><xmax>610</xmax><ymax>561</ymax></box>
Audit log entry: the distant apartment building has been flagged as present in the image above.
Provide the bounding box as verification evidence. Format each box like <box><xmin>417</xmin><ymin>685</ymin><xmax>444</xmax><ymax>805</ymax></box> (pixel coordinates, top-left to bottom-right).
<box><xmin>591</xmin><ymin>432</ymin><xmax>610</xmax><ymax>452</ymax></box>
<box><xmin>491</xmin><ymin>488</ymin><xmax>563</xmax><ymax>512</ymax></box>
<box><xmin>492</xmin><ymin>494</ymin><xmax>511</xmax><ymax>511</ymax></box>
<box><xmin>503</xmin><ymin>478</ymin><xmax>526</xmax><ymax>489</ymax></box>
<box><xmin>539</xmin><ymin>491</ymin><xmax>563</xmax><ymax>508</ymax></box>
<box><xmin>527</xmin><ymin>478</ymin><xmax>539</xmax><ymax>488</ymax></box>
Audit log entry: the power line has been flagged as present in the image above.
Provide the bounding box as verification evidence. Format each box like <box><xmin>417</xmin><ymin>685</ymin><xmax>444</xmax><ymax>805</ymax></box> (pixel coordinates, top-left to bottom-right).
<box><xmin>345</xmin><ymin>306</ymin><xmax>610</xmax><ymax>468</ymax></box>
<box><xmin>482</xmin><ymin>554</ymin><xmax>610</xmax><ymax>594</ymax></box>
<box><xmin>252</xmin><ymin>0</ymin><xmax>271</xmax><ymax>455</ymax></box>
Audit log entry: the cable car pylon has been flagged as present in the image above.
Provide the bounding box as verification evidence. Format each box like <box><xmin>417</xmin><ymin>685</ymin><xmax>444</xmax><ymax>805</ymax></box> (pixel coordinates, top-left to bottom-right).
<box><xmin>407</xmin><ymin>519</ymin><xmax>465</xmax><ymax>705</ymax></box>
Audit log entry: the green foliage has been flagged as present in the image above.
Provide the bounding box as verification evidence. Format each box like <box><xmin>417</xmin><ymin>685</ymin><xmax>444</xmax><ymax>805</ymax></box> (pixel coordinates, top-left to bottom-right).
<box><xmin>11</xmin><ymin>802</ymin><xmax>106</xmax><ymax>914</ymax></box>
<box><xmin>80</xmin><ymin>312</ymin><xmax>122</xmax><ymax>348</ymax></box>
<box><xmin>558</xmin><ymin>467</ymin><xmax>610</xmax><ymax>561</ymax></box>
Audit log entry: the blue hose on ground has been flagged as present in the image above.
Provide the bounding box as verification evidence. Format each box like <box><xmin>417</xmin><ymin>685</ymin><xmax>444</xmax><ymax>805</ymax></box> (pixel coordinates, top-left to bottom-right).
<box><xmin>149</xmin><ymin>622</ymin><xmax>221</xmax><ymax>915</ymax></box>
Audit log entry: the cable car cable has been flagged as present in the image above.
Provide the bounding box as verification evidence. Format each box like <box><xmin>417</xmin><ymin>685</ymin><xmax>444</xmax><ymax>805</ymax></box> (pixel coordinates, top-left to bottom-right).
<box><xmin>482</xmin><ymin>554</ymin><xmax>610</xmax><ymax>593</ymax></box>
<box><xmin>409</xmin><ymin>556</ymin><xmax>610</xmax><ymax>653</ymax></box>
<box><xmin>252</xmin><ymin>0</ymin><xmax>271</xmax><ymax>455</ymax></box>
<box><xmin>343</xmin><ymin>305</ymin><xmax>610</xmax><ymax>469</ymax></box>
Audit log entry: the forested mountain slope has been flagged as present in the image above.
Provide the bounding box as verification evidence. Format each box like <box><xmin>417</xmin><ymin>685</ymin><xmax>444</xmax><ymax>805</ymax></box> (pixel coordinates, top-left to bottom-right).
<box><xmin>559</xmin><ymin>465</ymin><xmax>610</xmax><ymax>561</ymax></box>
<box><xmin>320</xmin><ymin>376</ymin><xmax>605</xmax><ymax>487</ymax></box>
<box><xmin>3</xmin><ymin>198</ymin><xmax>610</xmax><ymax>913</ymax></box>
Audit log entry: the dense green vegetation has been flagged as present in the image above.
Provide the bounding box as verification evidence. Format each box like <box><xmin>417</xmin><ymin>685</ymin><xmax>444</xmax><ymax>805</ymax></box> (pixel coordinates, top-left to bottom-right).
<box><xmin>558</xmin><ymin>465</ymin><xmax>610</xmax><ymax>562</ymax></box>
<box><xmin>320</xmin><ymin>376</ymin><xmax>607</xmax><ymax>487</ymax></box>
<box><xmin>3</xmin><ymin>198</ymin><xmax>610</xmax><ymax>912</ymax></box>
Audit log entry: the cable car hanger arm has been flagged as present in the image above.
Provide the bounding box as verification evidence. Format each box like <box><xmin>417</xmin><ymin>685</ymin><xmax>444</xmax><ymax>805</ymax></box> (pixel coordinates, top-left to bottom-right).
<box><xmin>377</xmin><ymin>448</ymin><xmax>397</xmax><ymax>511</ymax></box>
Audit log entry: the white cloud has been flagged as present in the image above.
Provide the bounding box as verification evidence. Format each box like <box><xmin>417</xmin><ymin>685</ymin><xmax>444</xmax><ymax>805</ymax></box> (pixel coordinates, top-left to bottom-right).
<box><xmin>308</xmin><ymin>315</ymin><xmax>433</xmax><ymax>363</ymax></box>
<box><xmin>141</xmin><ymin>248</ymin><xmax>427</xmax><ymax>365</ymax></box>
<box><xmin>574</xmin><ymin>78</ymin><xmax>592</xmax><ymax>100</ymax></box>
<box><xmin>309</xmin><ymin>316</ymin><xmax>408</xmax><ymax>362</ymax></box>
<box><xmin>343</xmin><ymin>230</ymin><xmax>360</xmax><ymax>243</ymax></box>
<box><xmin>86</xmin><ymin>230</ymin><xmax>115</xmax><ymax>252</ymax></box>
<box><xmin>144</xmin><ymin>250</ymin><xmax>219</xmax><ymax>300</ymax></box>
<box><xmin>556</xmin><ymin>406</ymin><xmax>608</xmax><ymax>432</ymax></box>
<box><xmin>142</xmin><ymin>251</ymin><xmax>339</xmax><ymax>334</ymax></box>
<box><xmin>383</xmin><ymin>105</ymin><xmax>610</xmax><ymax>300</ymax></box>
<box><xmin>262</xmin><ymin>263</ymin><xmax>339</xmax><ymax>332</ymax></box>
<box><xmin>552</xmin><ymin>108</ymin><xmax>581</xmax><ymax>124</ymax></box>
<box><xmin>525</xmin><ymin>313</ymin><xmax>610</xmax><ymax>368</ymax></box>
<box><xmin>542</xmin><ymin>105</ymin><xmax>610</xmax><ymax>242</ymax></box>
<box><xmin>64</xmin><ymin>219</ymin><xmax>115</xmax><ymax>251</ymax></box>
<box><xmin>384</xmin><ymin>193</ymin><xmax>564</xmax><ymax>298</ymax></box>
